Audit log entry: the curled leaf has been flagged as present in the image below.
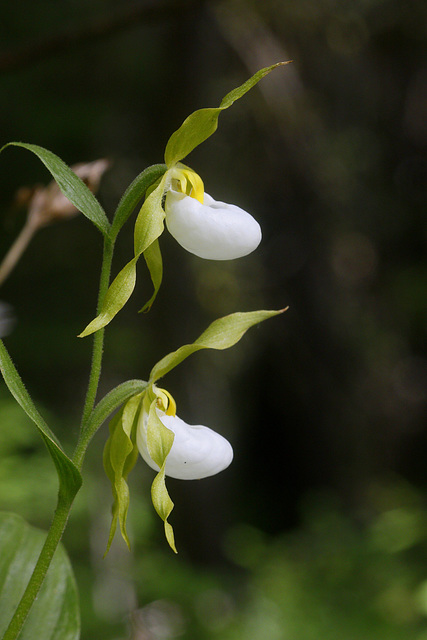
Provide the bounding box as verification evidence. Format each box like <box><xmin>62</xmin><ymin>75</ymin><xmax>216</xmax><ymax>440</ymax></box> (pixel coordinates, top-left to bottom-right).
<box><xmin>164</xmin><ymin>62</ymin><xmax>290</xmax><ymax>167</ymax></box>
<box><xmin>149</xmin><ymin>308</ymin><xmax>286</xmax><ymax>383</ymax></box>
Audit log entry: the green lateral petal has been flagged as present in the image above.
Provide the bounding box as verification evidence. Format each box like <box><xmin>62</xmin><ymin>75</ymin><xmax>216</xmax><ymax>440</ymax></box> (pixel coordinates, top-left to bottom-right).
<box><xmin>78</xmin><ymin>257</ymin><xmax>137</xmax><ymax>337</ymax></box>
<box><xmin>114</xmin><ymin>174</ymin><xmax>167</xmax><ymax>317</ymax></box>
<box><xmin>133</xmin><ymin>174</ymin><xmax>167</xmax><ymax>257</ymax></box>
<box><xmin>149</xmin><ymin>308</ymin><xmax>286</xmax><ymax>383</ymax></box>
<box><xmin>147</xmin><ymin>401</ymin><xmax>177</xmax><ymax>552</ymax></box>
<box><xmin>103</xmin><ymin>394</ymin><xmax>142</xmax><ymax>552</ymax></box>
<box><xmin>80</xmin><ymin>173</ymin><xmax>168</xmax><ymax>337</ymax></box>
<box><xmin>0</xmin><ymin>340</ymin><xmax>82</xmax><ymax>503</ymax></box>
<box><xmin>164</xmin><ymin>62</ymin><xmax>290</xmax><ymax>167</ymax></box>
<box><xmin>110</xmin><ymin>395</ymin><xmax>140</xmax><ymax>473</ymax></box>
<box><xmin>139</xmin><ymin>240</ymin><xmax>163</xmax><ymax>313</ymax></box>
<box><xmin>103</xmin><ymin>412</ymin><xmax>121</xmax><ymax>551</ymax></box>
<box><xmin>151</xmin><ymin>469</ymin><xmax>176</xmax><ymax>553</ymax></box>
<box><xmin>1</xmin><ymin>142</ymin><xmax>110</xmax><ymax>237</ymax></box>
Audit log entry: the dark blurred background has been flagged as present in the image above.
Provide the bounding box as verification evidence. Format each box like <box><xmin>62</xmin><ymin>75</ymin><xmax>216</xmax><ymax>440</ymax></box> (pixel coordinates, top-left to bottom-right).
<box><xmin>0</xmin><ymin>1</ymin><xmax>426</xmax><ymax>638</ymax></box>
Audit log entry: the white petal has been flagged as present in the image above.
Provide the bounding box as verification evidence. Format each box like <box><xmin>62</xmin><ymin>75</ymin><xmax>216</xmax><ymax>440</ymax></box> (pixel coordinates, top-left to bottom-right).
<box><xmin>165</xmin><ymin>190</ymin><xmax>261</xmax><ymax>260</ymax></box>
<box><xmin>137</xmin><ymin>409</ymin><xmax>233</xmax><ymax>480</ymax></box>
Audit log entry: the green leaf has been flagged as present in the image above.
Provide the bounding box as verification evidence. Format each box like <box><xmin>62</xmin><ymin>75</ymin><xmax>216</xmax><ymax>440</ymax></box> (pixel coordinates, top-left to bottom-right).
<box><xmin>103</xmin><ymin>395</ymin><xmax>142</xmax><ymax>552</ymax></box>
<box><xmin>0</xmin><ymin>512</ymin><xmax>79</xmax><ymax>640</ymax></box>
<box><xmin>146</xmin><ymin>401</ymin><xmax>177</xmax><ymax>553</ymax></box>
<box><xmin>149</xmin><ymin>308</ymin><xmax>286</xmax><ymax>383</ymax></box>
<box><xmin>110</xmin><ymin>164</ymin><xmax>167</xmax><ymax>241</ymax></box>
<box><xmin>164</xmin><ymin>62</ymin><xmax>290</xmax><ymax>167</ymax></box>
<box><xmin>0</xmin><ymin>340</ymin><xmax>82</xmax><ymax>502</ymax></box>
<box><xmin>1</xmin><ymin>142</ymin><xmax>110</xmax><ymax>237</ymax></box>
<box><xmin>140</xmin><ymin>239</ymin><xmax>163</xmax><ymax>313</ymax></box>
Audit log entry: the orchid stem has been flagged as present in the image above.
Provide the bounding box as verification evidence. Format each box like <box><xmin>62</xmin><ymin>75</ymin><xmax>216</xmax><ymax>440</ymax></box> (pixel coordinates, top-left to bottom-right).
<box><xmin>79</xmin><ymin>236</ymin><xmax>114</xmax><ymax>432</ymax></box>
<box><xmin>2</xmin><ymin>493</ymin><xmax>74</xmax><ymax>640</ymax></box>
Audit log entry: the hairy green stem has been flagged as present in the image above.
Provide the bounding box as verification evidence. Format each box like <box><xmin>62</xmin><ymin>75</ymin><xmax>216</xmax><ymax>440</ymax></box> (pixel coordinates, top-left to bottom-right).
<box><xmin>80</xmin><ymin>237</ymin><xmax>114</xmax><ymax>430</ymax></box>
<box><xmin>2</xmin><ymin>494</ymin><xmax>74</xmax><ymax>640</ymax></box>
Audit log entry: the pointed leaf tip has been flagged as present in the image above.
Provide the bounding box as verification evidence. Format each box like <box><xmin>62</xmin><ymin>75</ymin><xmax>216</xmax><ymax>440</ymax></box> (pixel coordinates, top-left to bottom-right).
<box><xmin>164</xmin><ymin>62</ymin><xmax>292</xmax><ymax>166</ymax></box>
<box><xmin>78</xmin><ymin>258</ymin><xmax>138</xmax><ymax>337</ymax></box>
<box><xmin>0</xmin><ymin>340</ymin><xmax>81</xmax><ymax>501</ymax></box>
<box><xmin>1</xmin><ymin>142</ymin><xmax>110</xmax><ymax>237</ymax></box>
<box><xmin>149</xmin><ymin>308</ymin><xmax>284</xmax><ymax>383</ymax></box>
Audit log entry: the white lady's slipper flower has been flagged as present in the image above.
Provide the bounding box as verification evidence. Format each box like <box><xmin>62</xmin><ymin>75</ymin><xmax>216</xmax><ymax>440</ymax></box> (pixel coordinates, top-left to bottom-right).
<box><xmin>164</xmin><ymin>167</ymin><xmax>262</xmax><ymax>260</ymax></box>
<box><xmin>136</xmin><ymin>388</ymin><xmax>233</xmax><ymax>480</ymax></box>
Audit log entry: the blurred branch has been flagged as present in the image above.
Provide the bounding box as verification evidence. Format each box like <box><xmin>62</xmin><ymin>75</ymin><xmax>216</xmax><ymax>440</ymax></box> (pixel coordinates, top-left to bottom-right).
<box><xmin>0</xmin><ymin>216</ymin><xmax>38</xmax><ymax>287</ymax></box>
<box><xmin>210</xmin><ymin>0</ymin><xmax>303</xmax><ymax>104</ymax></box>
<box><xmin>0</xmin><ymin>0</ymin><xmax>201</xmax><ymax>75</ymax></box>
<box><xmin>210</xmin><ymin>1</ymin><xmax>324</xmax><ymax>191</ymax></box>
<box><xmin>0</xmin><ymin>159</ymin><xmax>109</xmax><ymax>287</ymax></box>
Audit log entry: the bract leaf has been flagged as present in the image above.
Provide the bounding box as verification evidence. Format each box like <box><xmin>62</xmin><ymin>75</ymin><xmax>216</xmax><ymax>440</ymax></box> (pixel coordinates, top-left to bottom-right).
<box><xmin>103</xmin><ymin>395</ymin><xmax>142</xmax><ymax>552</ymax></box>
<box><xmin>110</xmin><ymin>164</ymin><xmax>167</xmax><ymax>241</ymax></box>
<box><xmin>140</xmin><ymin>239</ymin><xmax>163</xmax><ymax>313</ymax></box>
<box><xmin>147</xmin><ymin>401</ymin><xmax>177</xmax><ymax>552</ymax></box>
<box><xmin>0</xmin><ymin>512</ymin><xmax>80</xmax><ymax>640</ymax></box>
<box><xmin>83</xmin><ymin>379</ymin><xmax>147</xmax><ymax>443</ymax></box>
<box><xmin>164</xmin><ymin>108</ymin><xmax>221</xmax><ymax>167</ymax></box>
<box><xmin>164</xmin><ymin>62</ymin><xmax>290</xmax><ymax>167</ymax></box>
<box><xmin>1</xmin><ymin>142</ymin><xmax>110</xmax><ymax>237</ymax></box>
<box><xmin>0</xmin><ymin>340</ymin><xmax>82</xmax><ymax>502</ymax></box>
<box><xmin>149</xmin><ymin>308</ymin><xmax>286</xmax><ymax>383</ymax></box>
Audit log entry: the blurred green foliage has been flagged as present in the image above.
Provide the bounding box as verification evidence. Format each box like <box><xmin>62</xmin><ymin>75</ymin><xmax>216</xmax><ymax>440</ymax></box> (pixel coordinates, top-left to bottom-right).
<box><xmin>96</xmin><ymin>486</ymin><xmax>427</xmax><ymax>639</ymax></box>
<box><xmin>0</xmin><ymin>0</ymin><xmax>426</xmax><ymax>637</ymax></box>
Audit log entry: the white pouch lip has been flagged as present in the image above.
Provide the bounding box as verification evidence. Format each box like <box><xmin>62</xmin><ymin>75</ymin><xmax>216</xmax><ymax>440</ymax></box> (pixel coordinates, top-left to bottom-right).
<box><xmin>165</xmin><ymin>190</ymin><xmax>261</xmax><ymax>260</ymax></box>
<box><xmin>137</xmin><ymin>407</ymin><xmax>233</xmax><ymax>480</ymax></box>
